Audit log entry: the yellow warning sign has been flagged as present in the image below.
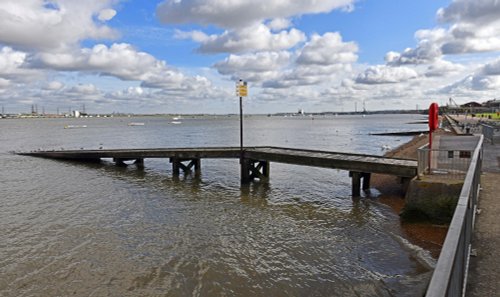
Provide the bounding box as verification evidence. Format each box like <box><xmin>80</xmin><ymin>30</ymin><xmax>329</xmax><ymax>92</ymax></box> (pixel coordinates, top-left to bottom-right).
<box><xmin>236</xmin><ymin>81</ymin><xmax>248</xmax><ymax>97</ymax></box>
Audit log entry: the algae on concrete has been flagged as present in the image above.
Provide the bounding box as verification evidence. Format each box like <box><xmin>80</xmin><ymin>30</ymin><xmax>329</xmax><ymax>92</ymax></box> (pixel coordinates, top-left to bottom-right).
<box><xmin>401</xmin><ymin>176</ymin><xmax>463</xmax><ymax>224</ymax></box>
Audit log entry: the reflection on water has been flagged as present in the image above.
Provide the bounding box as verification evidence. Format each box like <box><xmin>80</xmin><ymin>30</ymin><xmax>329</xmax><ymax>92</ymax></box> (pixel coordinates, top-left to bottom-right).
<box><xmin>0</xmin><ymin>115</ymin><xmax>432</xmax><ymax>296</ymax></box>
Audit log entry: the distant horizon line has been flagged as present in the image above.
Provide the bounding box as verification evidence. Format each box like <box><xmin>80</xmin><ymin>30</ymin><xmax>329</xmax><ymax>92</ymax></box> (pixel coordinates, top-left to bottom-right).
<box><xmin>2</xmin><ymin>109</ymin><xmax>429</xmax><ymax>118</ymax></box>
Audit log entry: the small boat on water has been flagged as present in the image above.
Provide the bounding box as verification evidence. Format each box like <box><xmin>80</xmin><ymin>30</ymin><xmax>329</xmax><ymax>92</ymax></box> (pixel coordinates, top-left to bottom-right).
<box><xmin>128</xmin><ymin>122</ymin><xmax>145</xmax><ymax>126</ymax></box>
<box><xmin>170</xmin><ymin>121</ymin><xmax>182</xmax><ymax>125</ymax></box>
<box><xmin>64</xmin><ymin>125</ymin><xmax>87</xmax><ymax>129</ymax></box>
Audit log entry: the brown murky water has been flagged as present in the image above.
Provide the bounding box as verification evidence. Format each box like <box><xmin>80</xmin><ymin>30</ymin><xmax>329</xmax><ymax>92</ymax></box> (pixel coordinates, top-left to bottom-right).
<box><xmin>1</xmin><ymin>115</ymin><xmax>435</xmax><ymax>296</ymax></box>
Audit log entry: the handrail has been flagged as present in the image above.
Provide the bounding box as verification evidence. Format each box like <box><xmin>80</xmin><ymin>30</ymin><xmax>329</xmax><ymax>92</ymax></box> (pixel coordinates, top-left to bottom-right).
<box><xmin>480</xmin><ymin>123</ymin><xmax>494</xmax><ymax>144</ymax></box>
<box><xmin>425</xmin><ymin>135</ymin><xmax>483</xmax><ymax>297</ymax></box>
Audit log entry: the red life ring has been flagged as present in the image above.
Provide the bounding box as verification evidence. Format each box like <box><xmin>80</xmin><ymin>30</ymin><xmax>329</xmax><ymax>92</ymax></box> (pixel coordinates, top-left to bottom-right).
<box><xmin>429</xmin><ymin>103</ymin><xmax>439</xmax><ymax>131</ymax></box>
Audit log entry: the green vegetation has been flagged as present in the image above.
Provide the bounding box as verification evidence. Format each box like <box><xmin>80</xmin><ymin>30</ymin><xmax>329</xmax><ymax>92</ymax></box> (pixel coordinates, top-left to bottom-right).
<box><xmin>473</xmin><ymin>112</ymin><xmax>500</xmax><ymax>120</ymax></box>
<box><xmin>400</xmin><ymin>194</ymin><xmax>458</xmax><ymax>224</ymax></box>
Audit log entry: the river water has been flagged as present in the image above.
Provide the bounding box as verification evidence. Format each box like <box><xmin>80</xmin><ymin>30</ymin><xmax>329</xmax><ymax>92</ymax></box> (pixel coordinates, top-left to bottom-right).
<box><xmin>0</xmin><ymin>114</ymin><xmax>432</xmax><ymax>296</ymax></box>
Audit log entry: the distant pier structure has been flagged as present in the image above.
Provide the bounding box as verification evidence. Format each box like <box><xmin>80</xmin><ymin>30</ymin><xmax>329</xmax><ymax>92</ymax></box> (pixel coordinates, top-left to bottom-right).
<box><xmin>19</xmin><ymin>146</ymin><xmax>417</xmax><ymax>197</ymax></box>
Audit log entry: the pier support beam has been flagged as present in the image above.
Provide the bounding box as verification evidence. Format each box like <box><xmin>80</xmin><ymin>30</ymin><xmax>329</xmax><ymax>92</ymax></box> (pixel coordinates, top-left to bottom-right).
<box><xmin>113</xmin><ymin>158</ymin><xmax>127</xmax><ymax>167</ymax></box>
<box><xmin>362</xmin><ymin>172</ymin><xmax>371</xmax><ymax>191</ymax></box>
<box><xmin>134</xmin><ymin>158</ymin><xmax>144</xmax><ymax>168</ymax></box>
<box><xmin>114</xmin><ymin>158</ymin><xmax>145</xmax><ymax>167</ymax></box>
<box><xmin>170</xmin><ymin>158</ymin><xmax>201</xmax><ymax>175</ymax></box>
<box><xmin>349</xmin><ymin>171</ymin><xmax>371</xmax><ymax>197</ymax></box>
<box><xmin>350</xmin><ymin>171</ymin><xmax>361</xmax><ymax>197</ymax></box>
<box><xmin>241</xmin><ymin>159</ymin><xmax>270</xmax><ymax>183</ymax></box>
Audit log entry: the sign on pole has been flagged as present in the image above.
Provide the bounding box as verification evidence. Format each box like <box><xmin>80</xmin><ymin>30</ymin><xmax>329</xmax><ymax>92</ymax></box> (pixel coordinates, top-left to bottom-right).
<box><xmin>236</xmin><ymin>81</ymin><xmax>248</xmax><ymax>97</ymax></box>
<box><xmin>237</xmin><ymin>80</ymin><xmax>248</xmax><ymax>161</ymax></box>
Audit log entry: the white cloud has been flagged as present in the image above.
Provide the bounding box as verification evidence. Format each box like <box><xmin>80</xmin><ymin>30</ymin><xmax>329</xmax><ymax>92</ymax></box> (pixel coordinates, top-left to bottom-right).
<box><xmin>0</xmin><ymin>78</ymin><xmax>10</xmax><ymax>89</ymax></box>
<box><xmin>355</xmin><ymin>65</ymin><xmax>418</xmax><ymax>84</ymax></box>
<box><xmin>127</xmin><ymin>86</ymin><xmax>144</xmax><ymax>96</ymax></box>
<box><xmin>212</xmin><ymin>32</ymin><xmax>358</xmax><ymax>88</ymax></box>
<box><xmin>71</xmin><ymin>83</ymin><xmax>99</xmax><ymax>95</ymax></box>
<box><xmin>177</xmin><ymin>23</ymin><xmax>306</xmax><ymax>54</ymax></box>
<box><xmin>385</xmin><ymin>29</ymin><xmax>446</xmax><ymax>65</ymax></box>
<box><xmin>213</xmin><ymin>51</ymin><xmax>291</xmax><ymax>82</ymax></box>
<box><xmin>267</xmin><ymin>18</ymin><xmax>292</xmax><ymax>31</ymax></box>
<box><xmin>0</xmin><ymin>47</ymin><xmax>27</xmax><ymax>75</ymax></box>
<box><xmin>297</xmin><ymin>32</ymin><xmax>358</xmax><ymax>65</ymax></box>
<box><xmin>38</xmin><ymin>43</ymin><xmax>163</xmax><ymax>80</ymax></box>
<box><xmin>425</xmin><ymin>59</ymin><xmax>465</xmax><ymax>77</ymax></box>
<box><xmin>157</xmin><ymin>0</ymin><xmax>355</xmax><ymax>29</ymax></box>
<box><xmin>174</xmin><ymin>30</ymin><xmax>211</xmax><ymax>43</ymax></box>
<box><xmin>0</xmin><ymin>46</ymin><xmax>44</xmax><ymax>85</ymax></box>
<box><xmin>0</xmin><ymin>0</ymin><xmax>118</xmax><ymax>51</ymax></box>
<box><xmin>43</xmin><ymin>81</ymin><xmax>65</xmax><ymax>91</ymax></box>
<box><xmin>98</xmin><ymin>8</ymin><xmax>117</xmax><ymax>21</ymax></box>
<box><xmin>442</xmin><ymin>74</ymin><xmax>500</xmax><ymax>92</ymax></box>
<box><xmin>482</xmin><ymin>58</ymin><xmax>500</xmax><ymax>75</ymax></box>
<box><xmin>437</xmin><ymin>0</ymin><xmax>500</xmax><ymax>25</ymax></box>
<box><xmin>441</xmin><ymin>58</ymin><xmax>500</xmax><ymax>92</ymax></box>
<box><xmin>36</xmin><ymin>43</ymin><xmax>204</xmax><ymax>90</ymax></box>
<box><xmin>387</xmin><ymin>0</ymin><xmax>500</xmax><ymax>66</ymax></box>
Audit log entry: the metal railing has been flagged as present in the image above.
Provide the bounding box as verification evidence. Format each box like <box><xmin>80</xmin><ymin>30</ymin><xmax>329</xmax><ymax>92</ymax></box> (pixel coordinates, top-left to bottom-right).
<box><xmin>417</xmin><ymin>145</ymin><xmax>474</xmax><ymax>179</ymax></box>
<box><xmin>480</xmin><ymin>124</ymin><xmax>495</xmax><ymax>144</ymax></box>
<box><xmin>425</xmin><ymin>135</ymin><xmax>483</xmax><ymax>297</ymax></box>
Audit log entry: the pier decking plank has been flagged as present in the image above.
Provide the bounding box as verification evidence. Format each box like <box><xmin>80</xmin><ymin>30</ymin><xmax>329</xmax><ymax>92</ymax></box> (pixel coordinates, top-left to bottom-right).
<box><xmin>245</xmin><ymin>147</ymin><xmax>417</xmax><ymax>177</ymax></box>
<box><xmin>19</xmin><ymin>146</ymin><xmax>417</xmax><ymax>177</ymax></box>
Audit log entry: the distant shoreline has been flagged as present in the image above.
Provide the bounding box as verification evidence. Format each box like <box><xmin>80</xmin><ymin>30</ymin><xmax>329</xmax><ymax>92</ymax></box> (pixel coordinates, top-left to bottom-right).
<box><xmin>1</xmin><ymin>111</ymin><xmax>426</xmax><ymax>119</ymax></box>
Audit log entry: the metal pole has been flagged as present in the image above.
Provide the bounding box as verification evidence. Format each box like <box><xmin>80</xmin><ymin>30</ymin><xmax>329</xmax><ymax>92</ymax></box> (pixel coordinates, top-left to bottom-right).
<box><xmin>428</xmin><ymin>131</ymin><xmax>432</xmax><ymax>173</ymax></box>
<box><xmin>240</xmin><ymin>95</ymin><xmax>243</xmax><ymax>155</ymax></box>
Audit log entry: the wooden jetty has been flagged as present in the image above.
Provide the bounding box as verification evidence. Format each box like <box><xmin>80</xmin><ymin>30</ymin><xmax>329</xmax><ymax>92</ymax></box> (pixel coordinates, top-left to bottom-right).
<box><xmin>19</xmin><ymin>146</ymin><xmax>417</xmax><ymax>197</ymax></box>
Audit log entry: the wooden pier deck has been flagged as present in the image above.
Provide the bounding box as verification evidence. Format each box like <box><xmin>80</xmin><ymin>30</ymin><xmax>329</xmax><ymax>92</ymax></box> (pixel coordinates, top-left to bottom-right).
<box><xmin>19</xmin><ymin>146</ymin><xmax>417</xmax><ymax>196</ymax></box>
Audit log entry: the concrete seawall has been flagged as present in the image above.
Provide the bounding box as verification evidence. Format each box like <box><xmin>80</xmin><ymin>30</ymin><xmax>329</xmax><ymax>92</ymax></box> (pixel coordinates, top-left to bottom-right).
<box><xmin>402</xmin><ymin>176</ymin><xmax>463</xmax><ymax>223</ymax></box>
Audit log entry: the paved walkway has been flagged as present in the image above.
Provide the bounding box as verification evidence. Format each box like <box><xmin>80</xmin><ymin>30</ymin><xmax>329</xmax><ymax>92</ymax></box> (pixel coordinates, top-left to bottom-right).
<box><xmin>465</xmin><ymin>122</ymin><xmax>500</xmax><ymax>296</ymax></box>
<box><xmin>467</xmin><ymin>172</ymin><xmax>500</xmax><ymax>296</ymax></box>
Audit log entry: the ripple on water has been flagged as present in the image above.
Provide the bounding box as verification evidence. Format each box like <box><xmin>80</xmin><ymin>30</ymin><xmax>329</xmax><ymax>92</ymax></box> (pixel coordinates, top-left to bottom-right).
<box><xmin>1</xmin><ymin>115</ymin><xmax>432</xmax><ymax>296</ymax></box>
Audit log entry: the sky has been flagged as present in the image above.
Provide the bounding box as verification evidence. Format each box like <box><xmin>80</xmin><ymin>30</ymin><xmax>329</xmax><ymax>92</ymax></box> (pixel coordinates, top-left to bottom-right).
<box><xmin>1</xmin><ymin>0</ymin><xmax>500</xmax><ymax>114</ymax></box>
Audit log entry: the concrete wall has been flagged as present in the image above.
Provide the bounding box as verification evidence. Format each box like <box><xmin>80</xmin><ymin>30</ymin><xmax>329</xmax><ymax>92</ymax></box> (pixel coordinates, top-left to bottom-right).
<box><xmin>401</xmin><ymin>177</ymin><xmax>463</xmax><ymax>224</ymax></box>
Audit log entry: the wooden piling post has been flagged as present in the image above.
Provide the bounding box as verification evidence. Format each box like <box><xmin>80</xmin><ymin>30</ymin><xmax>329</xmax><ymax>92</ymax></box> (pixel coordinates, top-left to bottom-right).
<box><xmin>170</xmin><ymin>158</ymin><xmax>180</xmax><ymax>175</ymax></box>
<box><xmin>400</xmin><ymin>177</ymin><xmax>411</xmax><ymax>192</ymax></box>
<box><xmin>262</xmin><ymin>161</ymin><xmax>270</xmax><ymax>178</ymax></box>
<box><xmin>170</xmin><ymin>158</ymin><xmax>201</xmax><ymax>175</ymax></box>
<box><xmin>362</xmin><ymin>172</ymin><xmax>371</xmax><ymax>191</ymax></box>
<box><xmin>253</xmin><ymin>161</ymin><xmax>269</xmax><ymax>181</ymax></box>
<box><xmin>240</xmin><ymin>158</ymin><xmax>252</xmax><ymax>184</ymax></box>
<box><xmin>113</xmin><ymin>158</ymin><xmax>127</xmax><ymax>167</ymax></box>
<box><xmin>193</xmin><ymin>159</ymin><xmax>201</xmax><ymax>175</ymax></box>
<box><xmin>134</xmin><ymin>158</ymin><xmax>144</xmax><ymax>168</ymax></box>
<box><xmin>241</xmin><ymin>160</ymin><xmax>270</xmax><ymax>183</ymax></box>
<box><xmin>350</xmin><ymin>171</ymin><xmax>361</xmax><ymax>197</ymax></box>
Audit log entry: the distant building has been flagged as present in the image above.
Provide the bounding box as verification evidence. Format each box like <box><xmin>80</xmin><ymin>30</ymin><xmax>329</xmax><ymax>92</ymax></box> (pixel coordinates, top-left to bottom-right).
<box><xmin>484</xmin><ymin>99</ymin><xmax>500</xmax><ymax>111</ymax></box>
<box><xmin>460</xmin><ymin>101</ymin><xmax>482</xmax><ymax>108</ymax></box>
<box><xmin>72</xmin><ymin>110</ymin><xmax>81</xmax><ymax>118</ymax></box>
